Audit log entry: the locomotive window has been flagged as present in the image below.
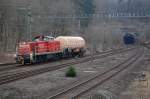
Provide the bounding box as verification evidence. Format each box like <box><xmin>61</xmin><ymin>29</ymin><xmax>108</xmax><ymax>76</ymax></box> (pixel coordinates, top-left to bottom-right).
<box><xmin>33</xmin><ymin>36</ymin><xmax>54</xmax><ymax>41</ymax></box>
<box><xmin>43</xmin><ymin>37</ymin><xmax>49</xmax><ymax>41</ymax></box>
<box><xmin>44</xmin><ymin>36</ymin><xmax>54</xmax><ymax>41</ymax></box>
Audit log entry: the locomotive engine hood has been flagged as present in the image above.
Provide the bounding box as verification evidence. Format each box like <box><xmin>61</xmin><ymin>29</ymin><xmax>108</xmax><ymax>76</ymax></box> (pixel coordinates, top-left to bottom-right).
<box><xmin>17</xmin><ymin>42</ymin><xmax>31</xmax><ymax>55</ymax></box>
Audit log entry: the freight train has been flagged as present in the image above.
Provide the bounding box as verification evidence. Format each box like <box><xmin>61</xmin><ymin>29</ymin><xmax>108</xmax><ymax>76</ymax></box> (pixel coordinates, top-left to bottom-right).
<box><xmin>15</xmin><ymin>35</ymin><xmax>86</xmax><ymax>65</ymax></box>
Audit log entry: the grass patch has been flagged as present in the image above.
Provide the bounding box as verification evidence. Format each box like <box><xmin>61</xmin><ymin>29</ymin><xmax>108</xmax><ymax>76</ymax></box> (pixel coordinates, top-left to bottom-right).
<box><xmin>65</xmin><ymin>66</ymin><xmax>77</xmax><ymax>77</ymax></box>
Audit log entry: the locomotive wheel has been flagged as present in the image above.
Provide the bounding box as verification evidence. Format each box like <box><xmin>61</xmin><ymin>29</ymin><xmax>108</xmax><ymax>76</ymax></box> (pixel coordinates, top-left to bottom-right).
<box><xmin>71</xmin><ymin>52</ymin><xmax>76</xmax><ymax>58</ymax></box>
<box><xmin>21</xmin><ymin>59</ymin><xmax>25</xmax><ymax>65</ymax></box>
<box><xmin>78</xmin><ymin>50</ymin><xmax>84</xmax><ymax>57</ymax></box>
<box><xmin>79</xmin><ymin>52</ymin><xmax>83</xmax><ymax>57</ymax></box>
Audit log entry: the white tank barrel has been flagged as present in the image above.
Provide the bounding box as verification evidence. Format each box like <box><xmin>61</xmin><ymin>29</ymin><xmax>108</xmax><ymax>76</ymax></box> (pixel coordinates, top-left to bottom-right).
<box><xmin>55</xmin><ymin>36</ymin><xmax>86</xmax><ymax>50</ymax></box>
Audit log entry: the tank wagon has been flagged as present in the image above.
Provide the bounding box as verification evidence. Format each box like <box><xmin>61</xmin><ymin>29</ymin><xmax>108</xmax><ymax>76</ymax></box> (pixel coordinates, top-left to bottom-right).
<box><xmin>123</xmin><ymin>33</ymin><xmax>135</xmax><ymax>45</ymax></box>
<box><xmin>55</xmin><ymin>36</ymin><xmax>86</xmax><ymax>57</ymax></box>
<box><xmin>15</xmin><ymin>35</ymin><xmax>86</xmax><ymax>65</ymax></box>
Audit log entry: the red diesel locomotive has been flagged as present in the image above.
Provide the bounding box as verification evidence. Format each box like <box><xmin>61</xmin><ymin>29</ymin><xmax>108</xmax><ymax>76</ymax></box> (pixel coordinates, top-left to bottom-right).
<box><xmin>15</xmin><ymin>35</ymin><xmax>86</xmax><ymax>65</ymax></box>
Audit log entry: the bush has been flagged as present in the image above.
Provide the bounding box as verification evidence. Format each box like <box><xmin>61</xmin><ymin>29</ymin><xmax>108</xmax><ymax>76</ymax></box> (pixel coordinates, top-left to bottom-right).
<box><xmin>65</xmin><ymin>66</ymin><xmax>77</xmax><ymax>77</ymax></box>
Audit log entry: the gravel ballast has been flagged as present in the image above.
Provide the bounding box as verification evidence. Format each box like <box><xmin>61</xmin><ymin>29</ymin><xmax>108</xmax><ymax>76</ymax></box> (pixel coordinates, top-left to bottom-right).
<box><xmin>0</xmin><ymin>50</ymin><xmax>136</xmax><ymax>99</ymax></box>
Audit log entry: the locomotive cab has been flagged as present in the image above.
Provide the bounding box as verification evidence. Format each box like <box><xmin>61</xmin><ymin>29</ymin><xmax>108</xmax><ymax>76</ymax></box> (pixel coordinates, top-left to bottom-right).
<box><xmin>15</xmin><ymin>42</ymin><xmax>33</xmax><ymax>65</ymax></box>
<box><xmin>34</xmin><ymin>35</ymin><xmax>55</xmax><ymax>42</ymax></box>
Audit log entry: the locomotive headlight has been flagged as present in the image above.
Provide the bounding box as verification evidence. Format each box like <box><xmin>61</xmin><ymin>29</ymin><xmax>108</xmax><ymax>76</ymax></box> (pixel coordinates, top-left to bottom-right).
<box><xmin>14</xmin><ymin>54</ymin><xmax>17</xmax><ymax>58</ymax></box>
<box><xmin>14</xmin><ymin>54</ymin><xmax>18</xmax><ymax>60</ymax></box>
<box><xmin>30</xmin><ymin>53</ymin><xmax>33</xmax><ymax>61</ymax></box>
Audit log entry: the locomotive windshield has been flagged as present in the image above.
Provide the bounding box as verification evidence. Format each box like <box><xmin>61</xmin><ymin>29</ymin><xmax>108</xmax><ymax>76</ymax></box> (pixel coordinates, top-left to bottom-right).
<box><xmin>44</xmin><ymin>36</ymin><xmax>55</xmax><ymax>41</ymax></box>
<box><xmin>34</xmin><ymin>35</ymin><xmax>54</xmax><ymax>41</ymax></box>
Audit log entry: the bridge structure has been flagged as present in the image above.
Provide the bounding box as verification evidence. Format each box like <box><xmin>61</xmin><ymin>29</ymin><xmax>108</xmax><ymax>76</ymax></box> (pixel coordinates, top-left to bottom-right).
<box><xmin>35</xmin><ymin>12</ymin><xmax>150</xmax><ymax>19</ymax></box>
<box><xmin>0</xmin><ymin>4</ymin><xmax>150</xmax><ymax>21</ymax></box>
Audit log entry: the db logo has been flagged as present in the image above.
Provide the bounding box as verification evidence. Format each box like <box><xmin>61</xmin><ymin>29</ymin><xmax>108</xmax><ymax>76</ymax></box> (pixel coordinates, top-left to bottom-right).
<box><xmin>38</xmin><ymin>44</ymin><xmax>45</xmax><ymax>48</ymax></box>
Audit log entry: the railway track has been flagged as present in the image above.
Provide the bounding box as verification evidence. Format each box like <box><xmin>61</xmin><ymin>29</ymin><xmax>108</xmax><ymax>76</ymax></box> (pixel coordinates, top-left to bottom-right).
<box><xmin>0</xmin><ymin>47</ymin><xmax>133</xmax><ymax>73</ymax></box>
<box><xmin>47</xmin><ymin>49</ymin><xmax>143</xmax><ymax>99</ymax></box>
<box><xmin>0</xmin><ymin>64</ymin><xmax>21</xmax><ymax>72</ymax></box>
<box><xmin>0</xmin><ymin>49</ymin><xmax>119</xmax><ymax>72</ymax></box>
<box><xmin>0</xmin><ymin>47</ymin><xmax>136</xmax><ymax>85</ymax></box>
<box><xmin>0</xmin><ymin>63</ymin><xmax>16</xmax><ymax>67</ymax></box>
